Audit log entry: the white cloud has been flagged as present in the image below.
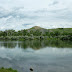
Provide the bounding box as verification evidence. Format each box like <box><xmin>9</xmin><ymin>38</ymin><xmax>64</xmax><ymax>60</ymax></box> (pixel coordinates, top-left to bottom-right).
<box><xmin>0</xmin><ymin>0</ymin><xmax>72</xmax><ymax>30</ymax></box>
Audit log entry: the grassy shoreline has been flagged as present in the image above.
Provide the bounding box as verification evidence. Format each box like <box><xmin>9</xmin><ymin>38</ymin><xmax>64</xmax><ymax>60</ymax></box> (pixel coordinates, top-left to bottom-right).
<box><xmin>0</xmin><ymin>67</ymin><xmax>18</xmax><ymax>72</ymax></box>
<box><xmin>0</xmin><ymin>35</ymin><xmax>72</xmax><ymax>41</ymax></box>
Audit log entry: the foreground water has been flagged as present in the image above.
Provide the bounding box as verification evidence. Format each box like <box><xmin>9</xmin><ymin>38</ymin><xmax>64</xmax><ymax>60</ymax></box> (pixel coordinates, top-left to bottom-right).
<box><xmin>0</xmin><ymin>40</ymin><xmax>72</xmax><ymax>72</ymax></box>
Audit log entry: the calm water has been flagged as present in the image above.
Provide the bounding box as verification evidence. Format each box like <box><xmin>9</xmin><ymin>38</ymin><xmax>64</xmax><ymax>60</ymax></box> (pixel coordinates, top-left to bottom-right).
<box><xmin>0</xmin><ymin>40</ymin><xmax>72</xmax><ymax>72</ymax></box>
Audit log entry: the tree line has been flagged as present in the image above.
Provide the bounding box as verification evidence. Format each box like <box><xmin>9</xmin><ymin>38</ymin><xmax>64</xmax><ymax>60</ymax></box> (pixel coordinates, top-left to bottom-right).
<box><xmin>0</xmin><ymin>28</ymin><xmax>72</xmax><ymax>37</ymax></box>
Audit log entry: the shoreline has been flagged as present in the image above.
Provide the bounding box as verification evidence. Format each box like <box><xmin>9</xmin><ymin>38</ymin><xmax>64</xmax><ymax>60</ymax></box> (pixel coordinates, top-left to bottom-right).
<box><xmin>0</xmin><ymin>67</ymin><xmax>18</xmax><ymax>72</ymax></box>
<box><xmin>0</xmin><ymin>36</ymin><xmax>72</xmax><ymax>41</ymax></box>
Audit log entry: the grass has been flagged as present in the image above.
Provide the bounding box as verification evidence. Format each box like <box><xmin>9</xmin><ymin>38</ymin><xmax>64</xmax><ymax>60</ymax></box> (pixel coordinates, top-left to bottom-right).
<box><xmin>0</xmin><ymin>67</ymin><xmax>18</xmax><ymax>72</ymax></box>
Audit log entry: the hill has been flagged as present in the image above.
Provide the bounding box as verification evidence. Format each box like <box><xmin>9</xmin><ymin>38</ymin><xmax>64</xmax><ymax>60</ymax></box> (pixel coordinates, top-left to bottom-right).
<box><xmin>28</xmin><ymin>26</ymin><xmax>72</xmax><ymax>36</ymax></box>
<box><xmin>30</xmin><ymin>26</ymin><xmax>43</xmax><ymax>29</ymax></box>
<box><xmin>27</xmin><ymin>26</ymin><xmax>47</xmax><ymax>34</ymax></box>
<box><xmin>0</xmin><ymin>26</ymin><xmax>72</xmax><ymax>41</ymax></box>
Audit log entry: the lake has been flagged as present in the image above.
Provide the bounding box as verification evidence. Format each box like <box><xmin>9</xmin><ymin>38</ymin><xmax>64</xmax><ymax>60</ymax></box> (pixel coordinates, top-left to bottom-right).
<box><xmin>0</xmin><ymin>40</ymin><xmax>72</xmax><ymax>72</ymax></box>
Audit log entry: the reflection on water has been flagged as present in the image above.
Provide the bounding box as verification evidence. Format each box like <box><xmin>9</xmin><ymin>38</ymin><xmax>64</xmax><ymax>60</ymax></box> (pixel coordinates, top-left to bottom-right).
<box><xmin>0</xmin><ymin>40</ymin><xmax>72</xmax><ymax>49</ymax></box>
<box><xmin>0</xmin><ymin>40</ymin><xmax>72</xmax><ymax>72</ymax></box>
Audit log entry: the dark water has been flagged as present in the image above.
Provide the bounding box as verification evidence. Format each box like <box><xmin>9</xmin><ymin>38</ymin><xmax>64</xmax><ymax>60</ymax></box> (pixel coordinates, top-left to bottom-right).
<box><xmin>0</xmin><ymin>40</ymin><xmax>72</xmax><ymax>72</ymax></box>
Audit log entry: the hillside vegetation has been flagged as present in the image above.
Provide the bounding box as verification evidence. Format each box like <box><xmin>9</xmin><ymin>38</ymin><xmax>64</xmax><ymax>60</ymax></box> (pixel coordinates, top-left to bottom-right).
<box><xmin>0</xmin><ymin>26</ymin><xmax>72</xmax><ymax>41</ymax></box>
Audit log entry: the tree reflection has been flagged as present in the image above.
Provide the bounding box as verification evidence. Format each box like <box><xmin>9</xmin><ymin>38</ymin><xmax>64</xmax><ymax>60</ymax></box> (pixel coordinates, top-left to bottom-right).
<box><xmin>0</xmin><ymin>40</ymin><xmax>72</xmax><ymax>49</ymax></box>
<box><xmin>0</xmin><ymin>41</ymin><xmax>17</xmax><ymax>48</ymax></box>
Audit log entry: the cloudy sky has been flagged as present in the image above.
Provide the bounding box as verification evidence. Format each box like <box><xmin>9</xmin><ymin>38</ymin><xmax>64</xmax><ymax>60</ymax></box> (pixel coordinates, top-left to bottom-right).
<box><xmin>0</xmin><ymin>0</ymin><xmax>72</xmax><ymax>30</ymax></box>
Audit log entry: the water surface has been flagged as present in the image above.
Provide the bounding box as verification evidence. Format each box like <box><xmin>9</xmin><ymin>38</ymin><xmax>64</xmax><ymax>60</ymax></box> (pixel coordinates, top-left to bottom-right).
<box><xmin>0</xmin><ymin>40</ymin><xmax>72</xmax><ymax>72</ymax></box>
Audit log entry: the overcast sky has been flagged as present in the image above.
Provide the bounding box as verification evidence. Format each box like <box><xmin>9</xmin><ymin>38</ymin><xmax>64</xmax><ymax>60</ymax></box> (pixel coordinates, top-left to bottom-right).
<box><xmin>0</xmin><ymin>0</ymin><xmax>72</xmax><ymax>30</ymax></box>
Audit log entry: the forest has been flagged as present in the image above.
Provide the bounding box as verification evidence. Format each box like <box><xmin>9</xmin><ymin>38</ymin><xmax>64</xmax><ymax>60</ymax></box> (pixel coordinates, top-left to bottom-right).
<box><xmin>0</xmin><ymin>26</ymin><xmax>72</xmax><ymax>41</ymax></box>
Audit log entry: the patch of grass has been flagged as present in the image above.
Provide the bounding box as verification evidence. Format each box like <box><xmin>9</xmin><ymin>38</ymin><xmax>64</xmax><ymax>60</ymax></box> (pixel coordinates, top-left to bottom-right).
<box><xmin>0</xmin><ymin>67</ymin><xmax>18</xmax><ymax>72</ymax></box>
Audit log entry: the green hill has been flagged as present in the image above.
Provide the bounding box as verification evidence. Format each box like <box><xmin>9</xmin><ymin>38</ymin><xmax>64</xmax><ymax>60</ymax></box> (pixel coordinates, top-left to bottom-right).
<box><xmin>0</xmin><ymin>26</ymin><xmax>72</xmax><ymax>41</ymax></box>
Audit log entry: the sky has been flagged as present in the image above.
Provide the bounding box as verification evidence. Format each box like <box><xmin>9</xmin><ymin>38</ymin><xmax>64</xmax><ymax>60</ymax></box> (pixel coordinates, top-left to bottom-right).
<box><xmin>0</xmin><ymin>0</ymin><xmax>72</xmax><ymax>30</ymax></box>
